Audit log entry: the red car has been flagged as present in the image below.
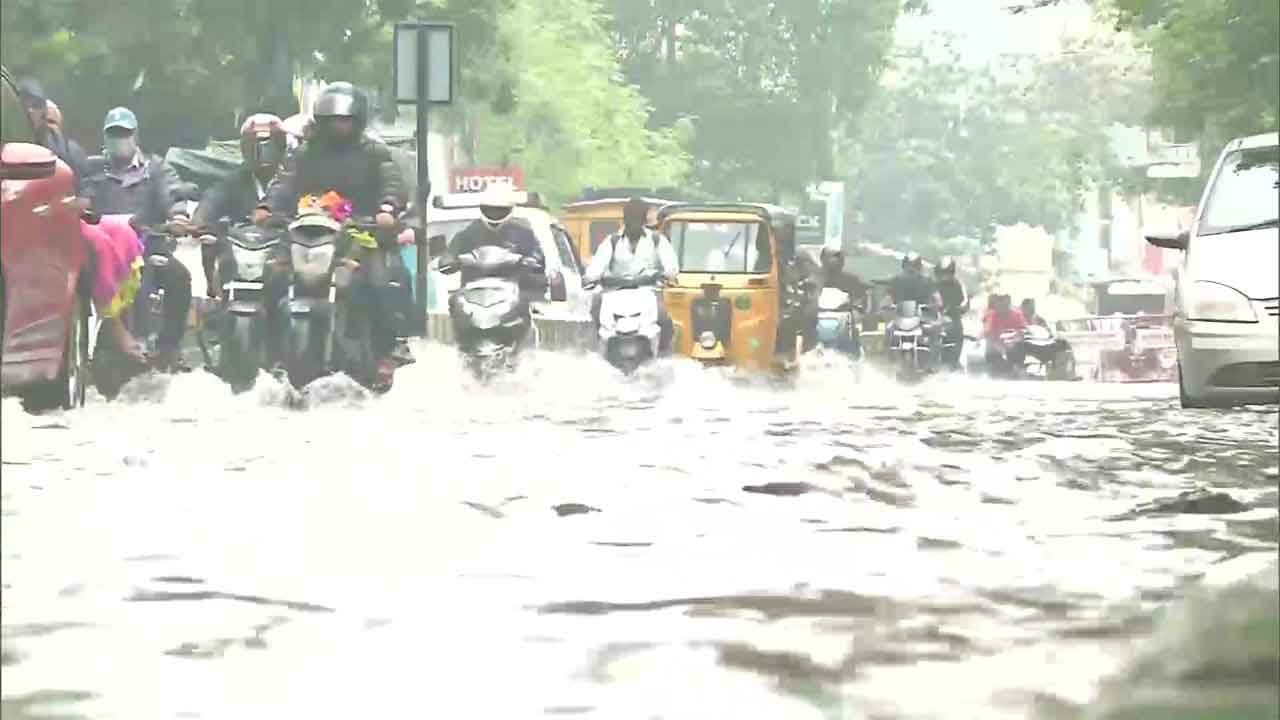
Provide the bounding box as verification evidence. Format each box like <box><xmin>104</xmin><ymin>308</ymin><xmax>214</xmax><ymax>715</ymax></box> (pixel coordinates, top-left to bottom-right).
<box><xmin>0</xmin><ymin>66</ymin><xmax>90</xmax><ymax>410</ymax></box>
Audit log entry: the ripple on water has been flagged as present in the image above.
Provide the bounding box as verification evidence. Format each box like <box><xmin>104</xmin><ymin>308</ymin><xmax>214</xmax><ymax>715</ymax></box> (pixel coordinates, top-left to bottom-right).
<box><xmin>1</xmin><ymin>341</ymin><xmax>1276</xmax><ymax>719</ymax></box>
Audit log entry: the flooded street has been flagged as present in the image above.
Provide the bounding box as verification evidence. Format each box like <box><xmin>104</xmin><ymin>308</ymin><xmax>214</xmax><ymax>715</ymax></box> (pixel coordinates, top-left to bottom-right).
<box><xmin>2</xmin><ymin>342</ymin><xmax>1277</xmax><ymax>720</ymax></box>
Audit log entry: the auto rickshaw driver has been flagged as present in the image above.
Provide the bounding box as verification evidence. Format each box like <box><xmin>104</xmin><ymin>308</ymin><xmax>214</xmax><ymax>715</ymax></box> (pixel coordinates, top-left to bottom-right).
<box><xmin>658</xmin><ymin>203</ymin><xmax>799</xmax><ymax>372</ymax></box>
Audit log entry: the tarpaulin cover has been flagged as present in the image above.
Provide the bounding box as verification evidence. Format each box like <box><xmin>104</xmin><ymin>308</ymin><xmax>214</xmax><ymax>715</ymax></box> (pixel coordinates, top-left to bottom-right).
<box><xmin>165</xmin><ymin>134</ymin><xmax>418</xmax><ymax>196</ymax></box>
<box><xmin>164</xmin><ymin>141</ymin><xmax>242</xmax><ymax>192</ymax></box>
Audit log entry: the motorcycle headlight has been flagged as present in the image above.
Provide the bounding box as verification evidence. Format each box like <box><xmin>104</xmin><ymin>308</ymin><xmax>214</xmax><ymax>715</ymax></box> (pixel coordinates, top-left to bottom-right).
<box><xmin>232</xmin><ymin>245</ymin><xmax>269</xmax><ymax>282</ymax></box>
<box><xmin>1188</xmin><ymin>281</ymin><xmax>1255</xmax><ymax>322</ymax></box>
<box><xmin>291</xmin><ymin>244</ymin><xmax>335</xmax><ymax>283</ymax></box>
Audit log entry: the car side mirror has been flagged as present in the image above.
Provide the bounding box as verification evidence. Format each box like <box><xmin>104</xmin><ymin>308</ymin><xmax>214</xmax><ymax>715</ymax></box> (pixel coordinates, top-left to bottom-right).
<box><xmin>0</xmin><ymin>142</ymin><xmax>58</xmax><ymax>181</ymax></box>
<box><xmin>426</xmin><ymin>234</ymin><xmax>447</xmax><ymax>256</ymax></box>
<box><xmin>1144</xmin><ymin>227</ymin><xmax>1189</xmax><ymax>250</ymax></box>
<box><xmin>549</xmin><ymin>269</ymin><xmax>568</xmax><ymax>302</ymax></box>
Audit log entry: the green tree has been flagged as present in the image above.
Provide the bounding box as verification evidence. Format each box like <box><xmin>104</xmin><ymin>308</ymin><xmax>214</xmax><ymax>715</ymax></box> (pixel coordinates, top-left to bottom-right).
<box><xmin>841</xmin><ymin>43</ymin><xmax>1111</xmax><ymax>254</ymax></box>
<box><xmin>0</xmin><ymin>0</ymin><xmax>688</xmax><ymax>204</ymax></box>
<box><xmin>1113</xmin><ymin>0</ymin><xmax>1279</xmax><ymax>171</ymax></box>
<box><xmin>604</xmin><ymin>0</ymin><xmax>908</xmax><ymax>202</ymax></box>
<box><xmin>1007</xmin><ymin>0</ymin><xmax>1278</xmax><ymax>175</ymax></box>
<box><xmin>0</xmin><ymin>0</ymin><xmax>416</xmax><ymax>150</ymax></box>
<box><xmin>459</xmin><ymin>0</ymin><xmax>692</xmax><ymax>206</ymax></box>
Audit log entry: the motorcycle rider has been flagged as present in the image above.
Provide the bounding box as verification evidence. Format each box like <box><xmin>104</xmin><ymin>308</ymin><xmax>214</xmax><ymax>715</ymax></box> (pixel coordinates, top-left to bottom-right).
<box><xmin>17</xmin><ymin>78</ymin><xmax>88</xmax><ymax>192</ymax></box>
<box><xmin>934</xmin><ymin>256</ymin><xmax>968</xmax><ymax>368</ymax></box>
<box><xmin>440</xmin><ymin>185</ymin><xmax>547</xmax><ymax>335</ymax></box>
<box><xmin>883</xmin><ymin>252</ymin><xmax>942</xmax><ymax>351</ymax></box>
<box><xmin>82</xmin><ymin>106</ymin><xmax>193</xmax><ymax>371</ymax></box>
<box><xmin>983</xmin><ymin>293</ymin><xmax>1029</xmax><ymax>367</ymax></box>
<box><xmin>583</xmin><ymin>196</ymin><xmax>679</xmax><ymax>353</ymax></box>
<box><xmin>254</xmin><ymin>81</ymin><xmax>408</xmax><ymax>387</ymax></box>
<box><xmin>193</xmin><ymin>113</ymin><xmax>288</xmax><ymax>298</ymax></box>
<box><xmin>1019</xmin><ymin>298</ymin><xmax>1049</xmax><ymax>329</ymax></box>
<box><xmin>1018</xmin><ymin>297</ymin><xmax>1073</xmax><ymax>368</ymax></box>
<box><xmin>818</xmin><ymin>246</ymin><xmax>869</xmax><ymax>299</ymax></box>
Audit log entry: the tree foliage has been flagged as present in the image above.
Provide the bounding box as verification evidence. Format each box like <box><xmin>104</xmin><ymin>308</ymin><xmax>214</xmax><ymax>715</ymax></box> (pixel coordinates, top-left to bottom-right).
<box><xmin>1110</xmin><ymin>0</ymin><xmax>1279</xmax><ymax>162</ymax></box>
<box><xmin>458</xmin><ymin>0</ymin><xmax>692</xmax><ymax>205</ymax></box>
<box><xmin>604</xmin><ymin>0</ymin><xmax>906</xmax><ymax>201</ymax></box>
<box><xmin>841</xmin><ymin>36</ymin><xmax>1133</xmax><ymax>254</ymax></box>
<box><xmin>1007</xmin><ymin>0</ymin><xmax>1278</xmax><ymax>164</ymax></box>
<box><xmin>0</xmin><ymin>0</ymin><xmax>688</xmax><ymax>203</ymax></box>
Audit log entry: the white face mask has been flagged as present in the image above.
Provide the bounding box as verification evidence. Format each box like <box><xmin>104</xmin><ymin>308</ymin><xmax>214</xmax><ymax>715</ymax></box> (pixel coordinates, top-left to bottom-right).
<box><xmin>105</xmin><ymin>135</ymin><xmax>137</xmax><ymax>162</ymax></box>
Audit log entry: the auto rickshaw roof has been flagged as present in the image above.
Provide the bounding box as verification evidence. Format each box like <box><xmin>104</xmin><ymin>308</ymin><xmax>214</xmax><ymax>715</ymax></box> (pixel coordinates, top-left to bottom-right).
<box><xmin>657</xmin><ymin>202</ymin><xmax>797</xmax><ymax>225</ymax></box>
<box><xmin>566</xmin><ymin>186</ymin><xmax>700</xmax><ymax>205</ymax></box>
<box><xmin>561</xmin><ymin>196</ymin><xmax>678</xmax><ymax>211</ymax></box>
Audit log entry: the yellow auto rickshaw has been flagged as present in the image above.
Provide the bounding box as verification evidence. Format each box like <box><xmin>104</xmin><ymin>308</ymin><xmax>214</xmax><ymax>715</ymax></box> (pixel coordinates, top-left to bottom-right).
<box><xmin>560</xmin><ymin>190</ymin><xmax>679</xmax><ymax>265</ymax></box>
<box><xmin>657</xmin><ymin>203</ymin><xmax>804</xmax><ymax>373</ymax></box>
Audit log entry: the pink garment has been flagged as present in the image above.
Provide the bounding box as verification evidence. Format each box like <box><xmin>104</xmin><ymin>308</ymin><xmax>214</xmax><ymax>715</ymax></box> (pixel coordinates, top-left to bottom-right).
<box><xmin>81</xmin><ymin>214</ymin><xmax>143</xmax><ymax>310</ymax></box>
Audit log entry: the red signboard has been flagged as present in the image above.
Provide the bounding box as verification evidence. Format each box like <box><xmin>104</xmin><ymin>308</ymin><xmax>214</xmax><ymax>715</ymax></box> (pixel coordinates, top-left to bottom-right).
<box><xmin>449</xmin><ymin>167</ymin><xmax>525</xmax><ymax>193</ymax></box>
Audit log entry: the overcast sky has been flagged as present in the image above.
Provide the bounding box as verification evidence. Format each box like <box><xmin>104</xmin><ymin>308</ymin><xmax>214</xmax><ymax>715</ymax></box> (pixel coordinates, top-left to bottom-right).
<box><xmin>894</xmin><ymin>0</ymin><xmax>1095</xmax><ymax>65</ymax></box>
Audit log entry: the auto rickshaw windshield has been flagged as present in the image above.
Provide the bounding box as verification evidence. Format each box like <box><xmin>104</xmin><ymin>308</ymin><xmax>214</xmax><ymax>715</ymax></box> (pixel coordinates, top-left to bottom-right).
<box><xmin>670</xmin><ymin>220</ymin><xmax>772</xmax><ymax>273</ymax></box>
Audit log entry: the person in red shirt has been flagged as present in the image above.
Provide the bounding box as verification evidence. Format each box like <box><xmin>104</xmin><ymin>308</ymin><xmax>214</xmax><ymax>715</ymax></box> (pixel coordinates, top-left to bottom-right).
<box><xmin>983</xmin><ymin>294</ymin><xmax>1028</xmax><ymax>368</ymax></box>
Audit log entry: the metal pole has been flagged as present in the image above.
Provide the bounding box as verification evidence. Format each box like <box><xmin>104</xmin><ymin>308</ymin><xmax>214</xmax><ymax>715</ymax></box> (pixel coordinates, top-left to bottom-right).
<box><xmin>416</xmin><ymin>25</ymin><xmax>432</xmax><ymax>339</ymax></box>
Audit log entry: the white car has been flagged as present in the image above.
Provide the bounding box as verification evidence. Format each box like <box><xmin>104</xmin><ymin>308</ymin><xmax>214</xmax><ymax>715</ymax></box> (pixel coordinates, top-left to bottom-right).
<box><xmin>415</xmin><ymin>193</ymin><xmax>589</xmax><ymax>318</ymax></box>
<box><xmin>1146</xmin><ymin>131</ymin><xmax>1279</xmax><ymax>408</ymax></box>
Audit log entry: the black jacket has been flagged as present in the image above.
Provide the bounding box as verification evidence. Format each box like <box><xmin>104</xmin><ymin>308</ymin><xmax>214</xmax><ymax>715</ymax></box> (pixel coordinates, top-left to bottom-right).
<box><xmin>446</xmin><ymin>219</ymin><xmax>546</xmax><ymax>291</ymax></box>
<box><xmin>821</xmin><ymin>268</ymin><xmax>869</xmax><ymax>300</ymax></box>
<box><xmin>936</xmin><ymin>276</ymin><xmax>967</xmax><ymax>312</ymax></box>
<box><xmin>888</xmin><ymin>272</ymin><xmax>939</xmax><ymax>307</ymax></box>
<box><xmin>261</xmin><ymin>134</ymin><xmax>407</xmax><ymax>218</ymax></box>
<box><xmin>83</xmin><ymin>153</ymin><xmax>182</xmax><ymax>228</ymax></box>
<box><xmin>193</xmin><ymin>166</ymin><xmax>266</xmax><ymax>228</ymax></box>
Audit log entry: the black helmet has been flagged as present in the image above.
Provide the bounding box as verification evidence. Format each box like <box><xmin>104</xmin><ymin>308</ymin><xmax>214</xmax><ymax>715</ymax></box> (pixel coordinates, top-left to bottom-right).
<box><xmin>902</xmin><ymin>252</ymin><xmax>922</xmax><ymax>272</ymax></box>
<box><xmin>936</xmin><ymin>256</ymin><xmax>956</xmax><ymax>276</ymax></box>
<box><xmin>313</xmin><ymin>81</ymin><xmax>368</xmax><ymax>133</ymax></box>
<box><xmin>820</xmin><ymin>246</ymin><xmax>844</xmax><ymax>269</ymax></box>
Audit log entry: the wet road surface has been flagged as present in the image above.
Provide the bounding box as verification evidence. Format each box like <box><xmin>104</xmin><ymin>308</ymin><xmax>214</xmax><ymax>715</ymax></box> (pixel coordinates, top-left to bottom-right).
<box><xmin>2</xmin><ymin>342</ymin><xmax>1277</xmax><ymax>719</ymax></box>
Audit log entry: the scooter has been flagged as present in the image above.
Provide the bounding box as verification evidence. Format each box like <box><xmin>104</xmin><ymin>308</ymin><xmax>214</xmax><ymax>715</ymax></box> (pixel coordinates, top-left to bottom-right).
<box><xmin>195</xmin><ymin>218</ymin><xmax>282</xmax><ymax>391</ymax></box>
<box><xmin>591</xmin><ymin>271</ymin><xmax>663</xmax><ymax>375</ymax></box>
<box><xmin>437</xmin><ymin>243</ymin><xmax>541</xmax><ymax>381</ymax></box>
<box><xmin>814</xmin><ymin>286</ymin><xmax>864</xmax><ymax>360</ymax></box>
<box><xmin>278</xmin><ymin>214</ymin><xmax>393</xmax><ymax>391</ymax></box>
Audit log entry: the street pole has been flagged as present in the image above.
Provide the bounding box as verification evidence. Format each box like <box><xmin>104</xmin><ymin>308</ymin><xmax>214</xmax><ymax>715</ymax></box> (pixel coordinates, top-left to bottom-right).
<box><xmin>396</xmin><ymin>21</ymin><xmax>454</xmax><ymax>339</ymax></box>
<box><xmin>415</xmin><ymin>25</ymin><xmax>432</xmax><ymax>340</ymax></box>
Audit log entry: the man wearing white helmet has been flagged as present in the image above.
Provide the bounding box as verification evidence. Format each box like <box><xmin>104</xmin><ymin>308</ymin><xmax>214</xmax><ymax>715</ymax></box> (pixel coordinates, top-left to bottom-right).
<box><xmin>440</xmin><ymin>184</ymin><xmax>547</xmax><ymax>324</ymax></box>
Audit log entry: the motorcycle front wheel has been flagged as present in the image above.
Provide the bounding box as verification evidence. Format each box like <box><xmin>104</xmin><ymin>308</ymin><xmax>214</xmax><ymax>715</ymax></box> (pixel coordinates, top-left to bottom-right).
<box><xmin>284</xmin><ymin>314</ymin><xmax>328</xmax><ymax>390</ymax></box>
<box><xmin>219</xmin><ymin>314</ymin><xmax>262</xmax><ymax>392</ymax></box>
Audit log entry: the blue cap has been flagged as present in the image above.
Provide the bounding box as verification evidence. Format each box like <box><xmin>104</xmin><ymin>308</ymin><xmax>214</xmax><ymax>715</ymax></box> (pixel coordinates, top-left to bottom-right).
<box><xmin>103</xmin><ymin>107</ymin><xmax>138</xmax><ymax>132</ymax></box>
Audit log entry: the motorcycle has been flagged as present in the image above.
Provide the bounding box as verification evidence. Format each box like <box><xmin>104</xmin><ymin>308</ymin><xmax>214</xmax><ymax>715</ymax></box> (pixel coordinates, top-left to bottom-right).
<box><xmin>591</xmin><ymin>272</ymin><xmax>663</xmax><ymax>375</ymax></box>
<box><xmin>814</xmin><ymin>286</ymin><xmax>864</xmax><ymax>360</ymax></box>
<box><xmin>195</xmin><ymin>218</ymin><xmax>282</xmax><ymax>391</ymax></box>
<box><xmin>278</xmin><ymin>214</ymin><xmax>397</xmax><ymax>391</ymax></box>
<box><xmin>988</xmin><ymin>326</ymin><xmax>1077</xmax><ymax>380</ymax></box>
<box><xmin>437</xmin><ymin>243</ymin><xmax>541</xmax><ymax>380</ymax></box>
<box><xmin>885</xmin><ymin>300</ymin><xmax>939</xmax><ymax>380</ymax></box>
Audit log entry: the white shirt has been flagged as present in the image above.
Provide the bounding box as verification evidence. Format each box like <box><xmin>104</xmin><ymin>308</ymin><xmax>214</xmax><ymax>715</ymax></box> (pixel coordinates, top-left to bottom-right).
<box><xmin>584</xmin><ymin>229</ymin><xmax>679</xmax><ymax>285</ymax></box>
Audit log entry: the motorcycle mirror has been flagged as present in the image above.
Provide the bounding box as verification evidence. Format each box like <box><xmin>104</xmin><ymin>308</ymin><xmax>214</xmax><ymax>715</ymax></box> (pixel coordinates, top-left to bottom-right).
<box><xmin>549</xmin><ymin>270</ymin><xmax>568</xmax><ymax>302</ymax></box>
<box><xmin>427</xmin><ymin>234</ymin><xmax>447</xmax><ymax>256</ymax></box>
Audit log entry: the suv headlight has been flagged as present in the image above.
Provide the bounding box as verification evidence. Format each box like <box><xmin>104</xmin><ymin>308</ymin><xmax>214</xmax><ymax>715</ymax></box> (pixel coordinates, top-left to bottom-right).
<box><xmin>1187</xmin><ymin>281</ymin><xmax>1256</xmax><ymax>322</ymax></box>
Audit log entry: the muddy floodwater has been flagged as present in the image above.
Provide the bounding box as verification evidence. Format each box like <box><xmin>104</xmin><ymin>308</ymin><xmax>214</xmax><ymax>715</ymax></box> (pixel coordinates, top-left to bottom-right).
<box><xmin>2</xmin><ymin>342</ymin><xmax>1277</xmax><ymax>719</ymax></box>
